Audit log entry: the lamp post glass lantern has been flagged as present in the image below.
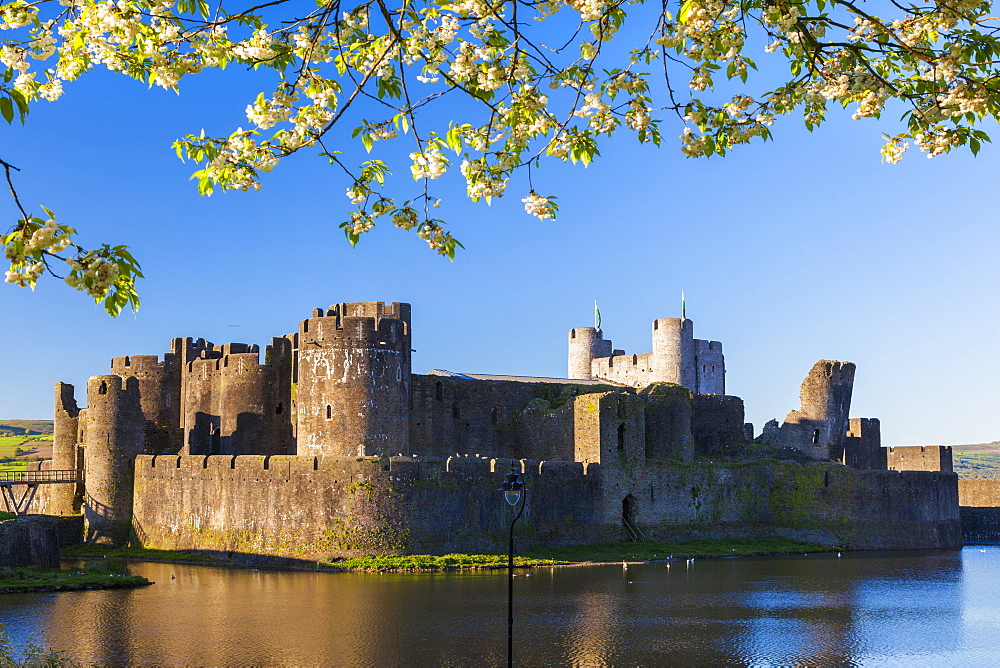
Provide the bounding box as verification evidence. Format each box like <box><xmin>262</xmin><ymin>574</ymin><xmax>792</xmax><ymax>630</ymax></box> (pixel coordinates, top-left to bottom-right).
<box><xmin>498</xmin><ymin>465</ymin><xmax>526</xmax><ymax>667</ymax></box>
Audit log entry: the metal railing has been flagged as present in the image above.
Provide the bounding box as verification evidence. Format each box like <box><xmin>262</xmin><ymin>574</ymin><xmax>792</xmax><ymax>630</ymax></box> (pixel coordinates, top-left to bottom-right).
<box><xmin>0</xmin><ymin>469</ymin><xmax>85</xmax><ymax>485</ymax></box>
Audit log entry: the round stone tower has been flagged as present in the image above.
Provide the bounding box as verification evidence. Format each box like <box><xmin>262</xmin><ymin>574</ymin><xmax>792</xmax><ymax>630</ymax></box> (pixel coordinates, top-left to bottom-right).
<box><xmin>568</xmin><ymin>328</ymin><xmax>599</xmax><ymax>380</ymax></box>
<box><xmin>651</xmin><ymin>318</ymin><xmax>695</xmax><ymax>389</ymax></box>
<box><xmin>82</xmin><ymin>375</ymin><xmax>145</xmax><ymax>546</ymax></box>
<box><xmin>295</xmin><ymin>302</ymin><xmax>411</xmax><ymax>458</ymax></box>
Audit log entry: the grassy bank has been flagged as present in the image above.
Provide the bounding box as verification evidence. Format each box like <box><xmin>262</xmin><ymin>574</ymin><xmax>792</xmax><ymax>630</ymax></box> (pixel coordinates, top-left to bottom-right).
<box><xmin>331</xmin><ymin>553</ymin><xmax>571</xmax><ymax>571</ymax></box>
<box><xmin>331</xmin><ymin>537</ymin><xmax>833</xmax><ymax>572</ymax></box>
<box><xmin>61</xmin><ymin>544</ymin><xmax>216</xmax><ymax>563</ymax></box>
<box><xmin>0</xmin><ymin>565</ymin><xmax>151</xmax><ymax>594</ymax></box>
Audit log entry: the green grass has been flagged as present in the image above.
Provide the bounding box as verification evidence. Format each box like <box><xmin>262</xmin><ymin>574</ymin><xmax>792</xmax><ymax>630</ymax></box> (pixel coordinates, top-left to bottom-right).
<box><xmin>0</xmin><ymin>420</ymin><xmax>54</xmax><ymax>436</ymax></box>
<box><xmin>0</xmin><ymin>565</ymin><xmax>150</xmax><ymax>594</ymax></box>
<box><xmin>522</xmin><ymin>536</ymin><xmax>834</xmax><ymax>563</ymax></box>
<box><xmin>60</xmin><ymin>545</ymin><xmax>215</xmax><ymax>562</ymax></box>
<box><xmin>331</xmin><ymin>537</ymin><xmax>832</xmax><ymax>572</ymax></box>
<box><xmin>951</xmin><ymin>442</ymin><xmax>1000</xmax><ymax>478</ymax></box>
<box><xmin>0</xmin><ymin>512</ymin><xmax>15</xmax><ymax>521</ymax></box>
<box><xmin>332</xmin><ymin>553</ymin><xmax>571</xmax><ymax>571</ymax></box>
<box><xmin>0</xmin><ymin>461</ymin><xmax>26</xmax><ymax>473</ymax></box>
<box><xmin>0</xmin><ymin>434</ymin><xmax>51</xmax><ymax>460</ymax></box>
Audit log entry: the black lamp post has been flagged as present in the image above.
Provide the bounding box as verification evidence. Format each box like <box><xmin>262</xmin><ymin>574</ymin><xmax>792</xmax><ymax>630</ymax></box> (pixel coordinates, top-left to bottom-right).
<box><xmin>498</xmin><ymin>464</ymin><xmax>526</xmax><ymax>667</ymax></box>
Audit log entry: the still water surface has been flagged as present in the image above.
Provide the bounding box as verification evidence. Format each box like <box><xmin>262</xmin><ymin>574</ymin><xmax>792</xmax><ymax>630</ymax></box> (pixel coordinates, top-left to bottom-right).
<box><xmin>2</xmin><ymin>547</ymin><xmax>999</xmax><ymax>666</ymax></box>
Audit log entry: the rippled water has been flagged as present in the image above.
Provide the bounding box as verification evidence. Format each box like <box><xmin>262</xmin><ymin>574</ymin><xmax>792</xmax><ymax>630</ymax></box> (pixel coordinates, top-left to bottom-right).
<box><xmin>2</xmin><ymin>546</ymin><xmax>999</xmax><ymax>666</ymax></box>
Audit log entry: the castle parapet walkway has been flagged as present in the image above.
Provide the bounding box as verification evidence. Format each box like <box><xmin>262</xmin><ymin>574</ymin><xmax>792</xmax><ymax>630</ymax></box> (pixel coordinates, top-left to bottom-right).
<box><xmin>0</xmin><ymin>469</ymin><xmax>84</xmax><ymax>516</ymax></box>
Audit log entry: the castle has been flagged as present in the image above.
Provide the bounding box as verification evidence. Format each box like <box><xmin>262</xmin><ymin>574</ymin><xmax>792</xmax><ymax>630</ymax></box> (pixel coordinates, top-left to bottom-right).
<box><xmin>27</xmin><ymin>302</ymin><xmax>961</xmax><ymax>556</ymax></box>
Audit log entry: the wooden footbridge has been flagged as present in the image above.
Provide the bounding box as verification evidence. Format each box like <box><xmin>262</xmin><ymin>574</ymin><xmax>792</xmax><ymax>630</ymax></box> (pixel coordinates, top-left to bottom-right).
<box><xmin>0</xmin><ymin>470</ymin><xmax>84</xmax><ymax>516</ymax></box>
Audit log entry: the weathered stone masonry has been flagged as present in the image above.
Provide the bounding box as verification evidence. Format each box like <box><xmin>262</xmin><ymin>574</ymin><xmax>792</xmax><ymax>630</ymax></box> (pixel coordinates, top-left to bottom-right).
<box><xmin>128</xmin><ymin>454</ymin><xmax>960</xmax><ymax>558</ymax></box>
<box><xmin>29</xmin><ymin>301</ymin><xmax>962</xmax><ymax>554</ymax></box>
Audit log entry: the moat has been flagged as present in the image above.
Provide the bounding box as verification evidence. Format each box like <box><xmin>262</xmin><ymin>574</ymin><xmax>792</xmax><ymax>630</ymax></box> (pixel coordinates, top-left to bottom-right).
<box><xmin>3</xmin><ymin>547</ymin><xmax>1000</xmax><ymax>665</ymax></box>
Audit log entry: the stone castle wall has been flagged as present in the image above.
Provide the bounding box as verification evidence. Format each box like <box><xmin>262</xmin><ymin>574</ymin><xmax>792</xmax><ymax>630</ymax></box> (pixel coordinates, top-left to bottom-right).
<box><xmin>568</xmin><ymin>318</ymin><xmax>724</xmax><ymax>394</ymax></box>
<box><xmin>408</xmin><ymin>376</ymin><xmax>612</xmax><ymax>461</ymax></box>
<box><xmin>957</xmin><ymin>479</ymin><xmax>1000</xmax><ymax>506</ymax></box>
<box><xmin>887</xmin><ymin>446</ymin><xmax>953</xmax><ymax>473</ymax></box>
<box><xmin>127</xmin><ymin>455</ymin><xmax>961</xmax><ymax>559</ymax></box>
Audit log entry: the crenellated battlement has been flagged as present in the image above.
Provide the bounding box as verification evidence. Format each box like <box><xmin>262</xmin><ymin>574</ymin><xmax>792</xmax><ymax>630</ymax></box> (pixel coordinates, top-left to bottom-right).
<box><xmin>136</xmin><ymin>453</ymin><xmax>603</xmax><ymax>485</ymax></box>
<box><xmin>170</xmin><ymin>337</ymin><xmax>217</xmax><ymax>365</ymax></box>
<box><xmin>111</xmin><ymin>355</ymin><xmax>169</xmax><ymax>376</ymax></box>
<box><xmin>297</xmin><ymin>313</ymin><xmax>409</xmax><ymax>347</ymax></box>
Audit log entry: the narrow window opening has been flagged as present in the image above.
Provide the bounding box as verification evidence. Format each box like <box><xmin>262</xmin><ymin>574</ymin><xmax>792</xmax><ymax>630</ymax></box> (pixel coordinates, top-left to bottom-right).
<box><xmin>824</xmin><ymin>471</ymin><xmax>830</xmax><ymax>487</ymax></box>
<box><xmin>124</xmin><ymin>356</ymin><xmax>131</xmax><ymax>367</ymax></box>
<box><xmin>452</xmin><ymin>404</ymin><xmax>460</xmax><ymax>419</ymax></box>
<box><xmin>275</xmin><ymin>402</ymin><xmax>284</xmax><ymax>415</ymax></box>
<box><xmin>616</xmin><ymin>397</ymin><xmax>625</xmax><ymax>418</ymax></box>
<box><xmin>812</xmin><ymin>429</ymin><xmax>821</xmax><ymax>444</ymax></box>
<box><xmin>435</xmin><ymin>382</ymin><xmax>443</xmax><ymax>401</ymax></box>
<box><xmin>632</xmin><ymin>354</ymin><xmax>638</xmax><ymax>366</ymax></box>
<box><xmin>98</xmin><ymin>381</ymin><xmax>107</xmax><ymax>395</ymax></box>
<box><xmin>617</xmin><ymin>423</ymin><xmax>626</xmax><ymax>451</ymax></box>
<box><xmin>326</xmin><ymin>405</ymin><xmax>332</xmax><ymax>419</ymax></box>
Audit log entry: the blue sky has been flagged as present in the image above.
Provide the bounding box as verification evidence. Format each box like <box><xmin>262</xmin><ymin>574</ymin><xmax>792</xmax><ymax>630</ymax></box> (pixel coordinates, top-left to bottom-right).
<box><xmin>1</xmin><ymin>65</ymin><xmax>998</xmax><ymax>446</ymax></box>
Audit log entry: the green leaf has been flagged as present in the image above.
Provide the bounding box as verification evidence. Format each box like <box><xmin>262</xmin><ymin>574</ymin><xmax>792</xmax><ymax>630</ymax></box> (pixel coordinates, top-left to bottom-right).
<box><xmin>678</xmin><ymin>1</ymin><xmax>693</xmax><ymax>24</ymax></box>
<box><xmin>0</xmin><ymin>97</ymin><xmax>13</xmax><ymax>124</ymax></box>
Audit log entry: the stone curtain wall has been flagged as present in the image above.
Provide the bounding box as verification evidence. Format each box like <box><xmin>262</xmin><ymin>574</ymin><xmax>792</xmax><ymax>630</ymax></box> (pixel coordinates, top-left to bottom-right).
<box><xmin>131</xmin><ymin>455</ymin><xmax>605</xmax><ymax>558</ymax></box>
<box><xmin>887</xmin><ymin>446</ymin><xmax>954</xmax><ymax>473</ymax></box>
<box><xmin>956</xmin><ymin>479</ymin><xmax>1000</xmax><ymax>540</ymax></box>
<box><xmin>409</xmin><ymin>376</ymin><xmax>611</xmax><ymax>462</ymax></box>
<box><xmin>130</xmin><ymin>456</ymin><xmax>961</xmax><ymax>559</ymax></box>
<box><xmin>957</xmin><ymin>479</ymin><xmax>1000</xmax><ymax>506</ymax></box>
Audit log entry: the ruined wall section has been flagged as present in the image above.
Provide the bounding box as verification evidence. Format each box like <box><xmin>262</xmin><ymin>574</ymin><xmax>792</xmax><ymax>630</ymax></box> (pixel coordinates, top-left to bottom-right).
<box><xmin>639</xmin><ymin>383</ymin><xmax>694</xmax><ymax>462</ymax></box>
<box><xmin>691</xmin><ymin>395</ymin><xmax>746</xmax><ymax>455</ymax></box>
<box><xmin>694</xmin><ymin>340</ymin><xmax>725</xmax><ymax>394</ymax></box>
<box><xmin>296</xmin><ymin>303</ymin><xmax>410</xmax><ymax>458</ymax></box>
<box><xmin>82</xmin><ymin>375</ymin><xmax>145</xmax><ymax>545</ymax></box>
<box><xmin>50</xmin><ymin>382</ymin><xmax>81</xmax><ymax>515</ymax></box>
<box><xmin>567</xmin><ymin>328</ymin><xmax>613</xmax><ymax>380</ymax></box>
<box><xmin>843</xmin><ymin>418</ymin><xmax>886</xmax><ymax>470</ymax></box>
<box><xmin>887</xmin><ymin>446</ymin><xmax>953</xmax><ymax>472</ymax></box>
<box><xmin>773</xmin><ymin>360</ymin><xmax>855</xmax><ymax>461</ymax></box>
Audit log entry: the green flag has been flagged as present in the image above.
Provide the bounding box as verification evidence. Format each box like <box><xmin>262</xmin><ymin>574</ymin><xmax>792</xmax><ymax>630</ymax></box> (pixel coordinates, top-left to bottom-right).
<box><xmin>595</xmin><ymin>301</ymin><xmax>601</xmax><ymax>330</ymax></box>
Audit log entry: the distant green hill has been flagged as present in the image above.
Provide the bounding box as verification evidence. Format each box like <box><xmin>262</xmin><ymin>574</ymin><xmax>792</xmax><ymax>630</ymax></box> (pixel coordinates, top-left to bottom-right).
<box><xmin>948</xmin><ymin>442</ymin><xmax>1000</xmax><ymax>479</ymax></box>
<box><xmin>0</xmin><ymin>420</ymin><xmax>54</xmax><ymax>436</ymax></box>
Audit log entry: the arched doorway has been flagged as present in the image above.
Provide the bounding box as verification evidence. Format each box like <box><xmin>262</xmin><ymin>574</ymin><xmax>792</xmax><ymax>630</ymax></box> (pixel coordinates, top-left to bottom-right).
<box><xmin>622</xmin><ymin>494</ymin><xmax>637</xmax><ymax>526</ymax></box>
